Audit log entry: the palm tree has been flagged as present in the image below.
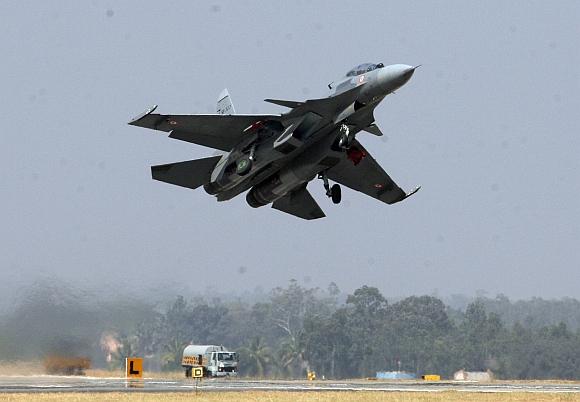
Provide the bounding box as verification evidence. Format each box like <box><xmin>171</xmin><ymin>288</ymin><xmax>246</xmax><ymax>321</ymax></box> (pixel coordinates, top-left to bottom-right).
<box><xmin>238</xmin><ymin>337</ymin><xmax>272</xmax><ymax>377</ymax></box>
<box><xmin>278</xmin><ymin>330</ymin><xmax>310</xmax><ymax>378</ymax></box>
<box><xmin>161</xmin><ymin>337</ymin><xmax>188</xmax><ymax>371</ymax></box>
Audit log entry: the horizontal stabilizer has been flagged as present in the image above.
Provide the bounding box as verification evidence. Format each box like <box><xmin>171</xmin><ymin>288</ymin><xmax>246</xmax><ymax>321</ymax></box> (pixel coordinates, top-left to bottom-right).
<box><xmin>272</xmin><ymin>186</ymin><xmax>325</xmax><ymax>220</ymax></box>
<box><xmin>151</xmin><ymin>156</ymin><xmax>222</xmax><ymax>190</ymax></box>
<box><xmin>264</xmin><ymin>99</ymin><xmax>303</xmax><ymax>108</ymax></box>
<box><xmin>363</xmin><ymin>123</ymin><xmax>383</xmax><ymax>136</ymax></box>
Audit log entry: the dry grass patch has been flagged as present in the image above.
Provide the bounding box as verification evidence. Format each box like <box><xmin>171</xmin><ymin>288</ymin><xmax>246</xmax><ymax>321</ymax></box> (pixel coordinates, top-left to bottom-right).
<box><xmin>1</xmin><ymin>392</ymin><xmax>580</xmax><ymax>402</ymax></box>
<box><xmin>84</xmin><ymin>369</ymin><xmax>184</xmax><ymax>379</ymax></box>
<box><xmin>0</xmin><ymin>362</ymin><xmax>185</xmax><ymax>379</ymax></box>
<box><xmin>0</xmin><ymin>361</ymin><xmax>44</xmax><ymax>376</ymax></box>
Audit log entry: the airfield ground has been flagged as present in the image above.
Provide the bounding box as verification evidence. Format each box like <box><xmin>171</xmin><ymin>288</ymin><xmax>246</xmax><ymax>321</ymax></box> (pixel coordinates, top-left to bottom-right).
<box><xmin>1</xmin><ymin>363</ymin><xmax>580</xmax><ymax>400</ymax></box>
<box><xmin>2</xmin><ymin>392</ymin><xmax>580</xmax><ymax>401</ymax></box>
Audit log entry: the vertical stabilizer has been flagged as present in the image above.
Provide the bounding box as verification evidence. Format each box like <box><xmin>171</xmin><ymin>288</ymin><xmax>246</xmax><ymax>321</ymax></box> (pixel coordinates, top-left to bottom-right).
<box><xmin>217</xmin><ymin>88</ymin><xmax>236</xmax><ymax>115</ymax></box>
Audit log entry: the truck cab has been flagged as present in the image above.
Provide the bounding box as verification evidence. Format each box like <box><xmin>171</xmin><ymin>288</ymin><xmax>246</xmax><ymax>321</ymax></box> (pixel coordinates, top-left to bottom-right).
<box><xmin>207</xmin><ymin>351</ymin><xmax>238</xmax><ymax>376</ymax></box>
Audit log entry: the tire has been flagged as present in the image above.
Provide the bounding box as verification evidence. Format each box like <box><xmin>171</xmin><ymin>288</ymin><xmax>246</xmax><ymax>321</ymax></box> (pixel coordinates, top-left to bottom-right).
<box><xmin>331</xmin><ymin>184</ymin><xmax>341</xmax><ymax>204</ymax></box>
<box><xmin>236</xmin><ymin>157</ymin><xmax>252</xmax><ymax>176</ymax></box>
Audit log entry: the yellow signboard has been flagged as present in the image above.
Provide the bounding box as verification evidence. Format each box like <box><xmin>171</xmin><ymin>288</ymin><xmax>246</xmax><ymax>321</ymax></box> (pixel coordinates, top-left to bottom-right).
<box><xmin>193</xmin><ymin>367</ymin><xmax>204</xmax><ymax>378</ymax></box>
<box><xmin>182</xmin><ymin>355</ymin><xmax>206</xmax><ymax>366</ymax></box>
<box><xmin>422</xmin><ymin>374</ymin><xmax>441</xmax><ymax>381</ymax></box>
<box><xmin>126</xmin><ymin>357</ymin><xmax>143</xmax><ymax>378</ymax></box>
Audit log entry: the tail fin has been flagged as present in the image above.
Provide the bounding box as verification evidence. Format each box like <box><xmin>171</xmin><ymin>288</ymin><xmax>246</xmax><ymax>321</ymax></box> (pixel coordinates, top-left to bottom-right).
<box><xmin>217</xmin><ymin>88</ymin><xmax>236</xmax><ymax>115</ymax></box>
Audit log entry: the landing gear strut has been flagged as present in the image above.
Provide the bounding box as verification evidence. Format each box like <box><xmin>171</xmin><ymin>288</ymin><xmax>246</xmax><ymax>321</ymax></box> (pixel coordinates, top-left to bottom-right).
<box><xmin>338</xmin><ymin>123</ymin><xmax>355</xmax><ymax>149</ymax></box>
<box><xmin>249</xmin><ymin>144</ymin><xmax>257</xmax><ymax>162</ymax></box>
<box><xmin>318</xmin><ymin>171</ymin><xmax>342</xmax><ymax>204</ymax></box>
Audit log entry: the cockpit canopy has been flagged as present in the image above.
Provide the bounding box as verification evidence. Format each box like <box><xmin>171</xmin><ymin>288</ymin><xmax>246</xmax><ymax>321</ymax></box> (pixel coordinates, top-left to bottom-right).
<box><xmin>345</xmin><ymin>62</ymin><xmax>384</xmax><ymax>77</ymax></box>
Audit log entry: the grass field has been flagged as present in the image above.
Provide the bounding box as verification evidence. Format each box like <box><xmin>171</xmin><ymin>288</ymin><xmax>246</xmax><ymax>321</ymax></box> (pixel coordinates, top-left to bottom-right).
<box><xmin>0</xmin><ymin>361</ymin><xmax>43</xmax><ymax>376</ymax></box>
<box><xmin>1</xmin><ymin>392</ymin><xmax>580</xmax><ymax>401</ymax></box>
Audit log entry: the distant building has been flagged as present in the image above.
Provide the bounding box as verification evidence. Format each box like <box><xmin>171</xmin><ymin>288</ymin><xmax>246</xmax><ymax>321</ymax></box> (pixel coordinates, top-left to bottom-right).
<box><xmin>376</xmin><ymin>371</ymin><xmax>417</xmax><ymax>380</ymax></box>
<box><xmin>453</xmin><ymin>369</ymin><xmax>494</xmax><ymax>381</ymax></box>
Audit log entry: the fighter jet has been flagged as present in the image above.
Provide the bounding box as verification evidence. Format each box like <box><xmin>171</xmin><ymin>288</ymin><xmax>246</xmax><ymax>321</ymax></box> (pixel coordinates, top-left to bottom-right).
<box><xmin>129</xmin><ymin>62</ymin><xmax>420</xmax><ymax>220</ymax></box>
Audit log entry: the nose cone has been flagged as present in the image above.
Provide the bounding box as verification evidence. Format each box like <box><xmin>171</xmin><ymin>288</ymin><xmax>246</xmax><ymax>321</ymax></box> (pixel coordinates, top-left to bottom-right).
<box><xmin>377</xmin><ymin>64</ymin><xmax>417</xmax><ymax>93</ymax></box>
<box><xmin>398</xmin><ymin>64</ymin><xmax>417</xmax><ymax>82</ymax></box>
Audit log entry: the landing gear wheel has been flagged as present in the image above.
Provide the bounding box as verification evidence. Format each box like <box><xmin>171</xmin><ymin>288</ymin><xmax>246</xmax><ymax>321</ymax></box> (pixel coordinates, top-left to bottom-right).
<box><xmin>236</xmin><ymin>157</ymin><xmax>252</xmax><ymax>176</ymax></box>
<box><xmin>331</xmin><ymin>184</ymin><xmax>342</xmax><ymax>204</ymax></box>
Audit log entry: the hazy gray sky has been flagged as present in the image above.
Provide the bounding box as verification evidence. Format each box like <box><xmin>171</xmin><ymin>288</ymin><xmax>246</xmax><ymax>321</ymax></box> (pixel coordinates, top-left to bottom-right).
<box><xmin>1</xmin><ymin>1</ymin><xmax>579</xmax><ymax>301</ymax></box>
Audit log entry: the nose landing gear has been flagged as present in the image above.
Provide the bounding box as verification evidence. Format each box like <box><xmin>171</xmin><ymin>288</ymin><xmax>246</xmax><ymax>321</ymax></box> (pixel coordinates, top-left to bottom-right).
<box><xmin>318</xmin><ymin>171</ymin><xmax>342</xmax><ymax>204</ymax></box>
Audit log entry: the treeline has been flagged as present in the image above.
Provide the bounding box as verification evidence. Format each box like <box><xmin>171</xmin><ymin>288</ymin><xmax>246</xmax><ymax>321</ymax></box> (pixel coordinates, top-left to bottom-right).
<box><xmin>2</xmin><ymin>280</ymin><xmax>580</xmax><ymax>379</ymax></box>
<box><xmin>119</xmin><ymin>282</ymin><xmax>580</xmax><ymax>379</ymax></box>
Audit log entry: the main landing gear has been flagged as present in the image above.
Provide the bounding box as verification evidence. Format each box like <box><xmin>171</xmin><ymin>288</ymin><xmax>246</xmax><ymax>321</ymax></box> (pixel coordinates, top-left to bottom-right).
<box><xmin>337</xmin><ymin>123</ymin><xmax>355</xmax><ymax>149</ymax></box>
<box><xmin>318</xmin><ymin>171</ymin><xmax>341</xmax><ymax>204</ymax></box>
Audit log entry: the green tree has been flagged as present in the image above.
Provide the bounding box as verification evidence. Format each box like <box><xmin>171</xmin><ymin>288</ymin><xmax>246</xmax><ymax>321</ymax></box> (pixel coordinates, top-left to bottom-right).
<box><xmin>344</xmin><ymin>286</ymin><xmax>388</xmax><ymax>377</ymax></box>
<box><xmin>238</xmin><ymin>337</ymin><xmax>272</xmax><ymax>377</ymax></box>
<box><xmin>459</xmin><ymin>301</ymin><xmax>505</xmax><ymax>373</ymax></box>
<box><xmin>388</xmin><ymin>296</ymin><xmax>454</xmax><ymax>375</ymax></box>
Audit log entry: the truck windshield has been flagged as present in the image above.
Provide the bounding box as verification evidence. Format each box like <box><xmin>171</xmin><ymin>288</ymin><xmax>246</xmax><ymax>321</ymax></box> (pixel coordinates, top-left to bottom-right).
<box><xmin>218</xmin><ymin>352</ymin><xmax>236</xmax><ymax>361</ymax></box>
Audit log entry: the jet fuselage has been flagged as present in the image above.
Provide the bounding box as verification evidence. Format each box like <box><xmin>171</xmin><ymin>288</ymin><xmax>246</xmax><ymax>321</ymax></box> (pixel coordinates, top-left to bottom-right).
<box><xmin>204</xmin><ymin>63</ymin><xmax>417</xmax><ymax>206</ymax></box>
<box><xmin>129</xmin><ymin>61</ymin><xmax>419</xmax><ymax>220</ymax></box>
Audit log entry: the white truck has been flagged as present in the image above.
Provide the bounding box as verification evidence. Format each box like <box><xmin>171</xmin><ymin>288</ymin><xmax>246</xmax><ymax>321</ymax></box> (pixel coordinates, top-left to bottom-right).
<box><xmin>181</xmin><ymin>344</ymin><xmax>238</xmax><ymax>377</ymax></box>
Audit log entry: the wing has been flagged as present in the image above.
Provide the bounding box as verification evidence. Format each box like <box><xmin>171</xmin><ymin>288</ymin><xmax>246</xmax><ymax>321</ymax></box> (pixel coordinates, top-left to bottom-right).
<box><xmin>129</xmin><ymin>106</ymin><xmax>281</xmax><ymax>151</ymax></box>
<box><xmin>272</xmin><ymin>186</ymin><xmax>325</xmax><ymax>220</ymax></box>
<box><xmin>327</xmin><ymin>140</ymin><xmax>420</xmax><ymax>205</ymax></box>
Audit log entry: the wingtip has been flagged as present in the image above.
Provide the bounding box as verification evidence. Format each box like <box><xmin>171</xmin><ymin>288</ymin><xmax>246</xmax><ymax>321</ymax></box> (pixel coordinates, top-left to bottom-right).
<box><xmin>406</xmin><ymin>186</ymin><xmax>421</xmax><ymax>198</ymax></box>
<box><xmin>264</xmin><ymin>98</ymin><xmax>303</xmax><ymax>108</ymax></box>
<box><xmin>128</xmin><ymin>104</ymin><xmax>158</xmax><ymax>124</ymax></box>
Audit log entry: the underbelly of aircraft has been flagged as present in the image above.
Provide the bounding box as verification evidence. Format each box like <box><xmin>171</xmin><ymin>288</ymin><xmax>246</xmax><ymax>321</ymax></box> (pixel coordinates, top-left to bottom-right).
<box><xmin>204</xmin><ymin>123</ymin><xmax>360</xmax><ymax>207</ymax></box>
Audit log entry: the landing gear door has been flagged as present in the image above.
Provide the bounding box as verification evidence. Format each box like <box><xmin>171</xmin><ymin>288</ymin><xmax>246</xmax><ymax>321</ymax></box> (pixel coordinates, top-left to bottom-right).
<box><xmin>273</xmin><ymin>116</ymin><xmax>306</xmax><ymax>154</ymax></box>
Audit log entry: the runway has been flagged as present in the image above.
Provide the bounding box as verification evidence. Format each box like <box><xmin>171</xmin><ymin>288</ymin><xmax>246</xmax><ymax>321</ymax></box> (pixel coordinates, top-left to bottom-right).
<box><xmin>1</xmin><ymin>376</ymin><xmax>580</xmax><ymax>393</ymax></box>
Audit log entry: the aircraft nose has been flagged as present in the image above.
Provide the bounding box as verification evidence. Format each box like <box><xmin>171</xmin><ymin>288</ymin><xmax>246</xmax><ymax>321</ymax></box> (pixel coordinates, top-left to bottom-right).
<box><xmin>394</xmin><ymin>64</ymin><xmax>417</xmax><ymax>83</ymax></box>
<box><xmin>377</xmin><ymin>64</ymin><xmax>417</xmax><ymax>92</ymax></box>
